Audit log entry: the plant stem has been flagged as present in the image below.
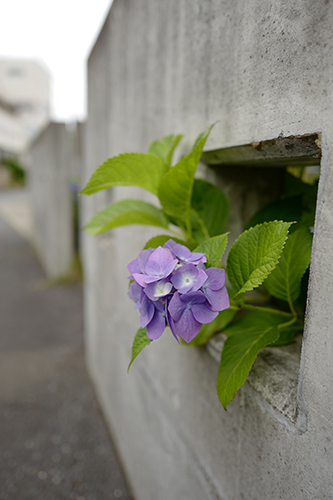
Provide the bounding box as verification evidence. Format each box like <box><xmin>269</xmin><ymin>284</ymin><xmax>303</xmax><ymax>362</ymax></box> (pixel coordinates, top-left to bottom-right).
<box><xmin>190</xmin><ymin>208</ymin><xmax>210</xmax><ymax>241</ymax></box>
<box><xmin>230</xmin><ymin>303</ymin><xmax>293</xmax><ymax>318</ymax></box>
<box><xmin>244</xmin><ymin>295</ymin><xmax>271</xmax><ymax>303</ymax></box>
<box><xmin>288</xmin><ymin>297</ymin><xmax>297</xmax><ymax>318</ymax></box>
<box><xmin>277</xmin><ymin>316</ymin><xmax>298</xmax><ymax>330</ymax></box>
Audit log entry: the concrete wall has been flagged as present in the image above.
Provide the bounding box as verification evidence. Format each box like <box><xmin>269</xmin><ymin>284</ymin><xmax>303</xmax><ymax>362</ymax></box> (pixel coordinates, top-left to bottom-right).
<box><xmin>82</xmin><ymin>1</ymin><xmax>333</xmax><ymax>499</ymax></box>
<box><xmin>30</xmin><ymin>122</ymin><xmax>82</xmax><ymax>277</ymax></box>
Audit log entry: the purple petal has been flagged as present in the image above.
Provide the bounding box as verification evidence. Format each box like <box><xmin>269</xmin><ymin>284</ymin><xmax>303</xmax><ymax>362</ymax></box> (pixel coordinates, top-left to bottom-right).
<box><xmin>204</xmin><ymin>268</ymin><xmax>226</xmax><ymax>291</ymax></box>
<box><xmin>144</xmin><ymin>279</ymin><xmax>173</xmax><ymax>301</ymax></box>
<box><xmin>132</xmin><ymin>272</ymin><xmax>150</xmax><ymax>287</ymax></box>
<box><xmin>168</xmin><ymin>292</ymin><xmax>186</xmax><ymax>322</ymax></box>
<box><xmin>204</xmin><ymin>286</ymin><xmax>230</xmax><ymax>312</ymax></box>
<box><xmin>171</xmin><ymin>264</ymin><xmax>199</xmax><ymax>293</ymax></box>
<box><xmin>144</xmin><ymin>259</ymin><xmax>160</xmax><ymax>276</ymax></box>
<box><xmin>146</xmin><ymin>246</ymin><xmax>177</xmax><ymax>272</ymax></box>
<box><xmin>139</xmin><ymin>294</ymin><xmax>155</xmax><ymax>327</ymax></box>
<box><xmin>127</xmin><ymin>258</ymin><xmax>141</xmax><ymax>276</ymax></box>
<box><xmin>186</xmin><ymin>252</ymin><xmax>207</xmax><ymax>265</ymax></box>
<box><xmin>192</xmin><ymin>267</ymin><xmax>208</xmax><ymax>291</ymax></box>
<box><xmin>179</xmin><ymin>290</ymin><xmax>207</xmax><ymax>305</ymax></box>
<box><xmin>127</xmin><ymin>281</ymin><xmax>142</xmax><ymax>308</ymax></box>
<box><xmin>191</xmin><ymin>302</ymin><xmax>218</xmax><ymax>324</ymax></box>
<box><xmin>165</xmin><ymin>299</ymin><xmax>180</xmax><ymax>343</ymax></box>
<box><xmin>138</xmin><ymin>249</ymin><xmax>154</xmax><ymax>273</ymax></box>
<box><xmin>146</xmin><ymin>309</ymin><xmax>166</xmax><ymax>340</ymax></box>
<box><xmin>171</xmin><ymin>242</ymin><xmax>192</xmax><ymax>261</ymax></box>
<box><xmin>172</xmin><ymin>309</ymin><xmax>202</xmax><ymax>343</ymax></box>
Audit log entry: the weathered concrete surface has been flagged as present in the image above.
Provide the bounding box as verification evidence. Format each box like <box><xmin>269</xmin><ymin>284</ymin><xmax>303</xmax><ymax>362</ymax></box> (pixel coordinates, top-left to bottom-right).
<box><xmin>82</xmin><ymin>1</ymin><xmax>333</xmax><ymax>499</ymax></box>
<box><xmin>30</xmin><ymin>122</ymin><xmax>82</xmax><ymax>278</ymax></box>
<box><xmin>0</xmin><ymin>198</ymin><xmax>132</xmax><ymax>500</ymax></box>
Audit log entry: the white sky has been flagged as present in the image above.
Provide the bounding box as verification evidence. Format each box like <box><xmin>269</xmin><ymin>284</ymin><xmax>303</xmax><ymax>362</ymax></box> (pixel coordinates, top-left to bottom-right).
<box><xmin>0</xmin><ymin>0</ymin><xmax>113</xmax><ymax>121</ymax></box>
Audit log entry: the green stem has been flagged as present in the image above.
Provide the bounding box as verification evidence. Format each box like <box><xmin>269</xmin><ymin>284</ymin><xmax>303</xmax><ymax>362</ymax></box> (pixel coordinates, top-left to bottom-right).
<box><xmin>244</xmin><ymin>295</ymin><xmax>271</xmax><ymax>303</ymax></box>
<box><xmin>288</xmin><ymin>297</ymin><xmax>297</xmax><ymax>318</ymax></box>
<box><xmin>230</xmin><ymin>304</ymin><xmax>293</xmax><ymax>318</ymax></box>
<box><xmin>190</xmin><ymin>208</ymin><xmax>210</xmax><ymax>241</ymax></box>
<box><xmin>277</xmin><ymin>316</ymin><xmax>298</xmax><ymax>330</ymax></box>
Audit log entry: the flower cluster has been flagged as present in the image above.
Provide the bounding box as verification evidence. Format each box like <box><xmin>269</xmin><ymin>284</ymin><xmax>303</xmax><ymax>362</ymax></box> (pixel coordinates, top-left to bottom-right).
<box><xmin>127</xmin><ymin>240</ymin><xmax>229</xmax><ymax>343</ymax></box>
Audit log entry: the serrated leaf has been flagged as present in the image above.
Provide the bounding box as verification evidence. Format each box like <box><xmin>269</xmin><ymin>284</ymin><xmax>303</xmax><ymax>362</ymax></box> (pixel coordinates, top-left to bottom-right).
<box><xmin>149</xmin><ymin>134</ymin><xmax>183</xmax><ymax>167</ymax></box>
<box><xmin>191</xmin><ymin>179</ymin><xmax>229</xmax><ymax>237</ymax></box>
<box><xmin>80</xmin><ymin>153</ymin><xmax>167</xmax><ymax>196</ymax></box>
<box><xmin>85</xmin><ymin>199</ymin><xmax>169</xmax><ymax>235</ymax></box>
<box><xmin>158</xmin><ymin>125</ymin><xmax>214</xmax><ymax>224</ymax></box>
<box><xmin>264</xmin><ymin>225</ymin><xmax>312</xmax><ymax>302</ymax></box>
<box><xmin>128</xmin><ymin>327</ymin><xmax>152</xmax><ymax>371</ymax></box>
<box><xmin>194</xmin><ymin>233</ymin><xmax>228</xmax><ymax>268</ymax></box>
<box><xmin>245</xmin><ymin>195</ymin><xmax>303</xmax><ymax>232</ymax></box>
<box><xmin>217</xmin><ymin>324</ymin><xmax>280</xmax><ymax>409</ymax></box>
<box><xmin>189</xmin><ymin>307</ymin><xmax>237</xmax><ymax>346</ymax></box>
<box><xmin>227</xmin><ymin>221</ymin><xmax>291</xmax><ymax>298</ymax></box>
<box><xmin>143</xmin><ymin>235</ymin><xmax>196</xmax><ymax>251</ymax></box>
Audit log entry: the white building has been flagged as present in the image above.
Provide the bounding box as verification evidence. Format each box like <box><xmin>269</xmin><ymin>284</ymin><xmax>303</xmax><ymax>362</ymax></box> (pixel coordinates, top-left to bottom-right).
<box><xmin>0</xmin><ymin>58</ymin><xmax>51</xmax><ymax>160</ymax></box>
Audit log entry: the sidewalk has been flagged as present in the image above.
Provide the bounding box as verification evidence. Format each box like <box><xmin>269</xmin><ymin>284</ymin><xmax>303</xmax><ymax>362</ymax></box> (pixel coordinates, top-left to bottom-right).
<box><xmin>0</xmin><ymin>190</ymin><xmax>132</xmax><ymax>500</ymax></box>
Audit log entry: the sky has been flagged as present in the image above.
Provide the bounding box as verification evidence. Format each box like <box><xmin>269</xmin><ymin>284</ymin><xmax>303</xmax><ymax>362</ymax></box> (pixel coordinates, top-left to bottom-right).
<box><xmin>0</xmin><ymin>0</ymin><xmax>113</xmax><ymax>121</ymax></box>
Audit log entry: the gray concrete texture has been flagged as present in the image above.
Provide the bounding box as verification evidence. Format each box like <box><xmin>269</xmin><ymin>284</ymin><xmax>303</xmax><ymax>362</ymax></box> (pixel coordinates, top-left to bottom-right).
<box><xmin>0</xmin><ymin>194</ymin><xmax>132</xmax><ymax>500</ymax></box>
<box><xmin>82</xmin><ymin>1</ymin><xmax>333</xmax><ymax>499</ymax></box>
<box><xmin>30</xmin><ymin>121</ymin><xmax>82</xmax><ymax>278</ymax></box>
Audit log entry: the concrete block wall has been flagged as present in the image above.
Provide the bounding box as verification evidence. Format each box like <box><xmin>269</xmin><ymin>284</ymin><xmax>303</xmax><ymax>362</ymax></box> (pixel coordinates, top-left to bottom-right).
<box><xmin>30</xmin><ymin>121</ymin><xmax>82</xmax><ymax>277</ymax></box>
<box><xmin>82</xmin><ymin>1</ymin><xmax>333</xmax><ymax>499</ymax></box>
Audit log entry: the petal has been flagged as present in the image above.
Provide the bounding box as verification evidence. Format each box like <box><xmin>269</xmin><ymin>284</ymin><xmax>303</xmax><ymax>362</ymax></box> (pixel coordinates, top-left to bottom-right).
<box><xmin>172</xmin><ymin>309</ymin><xmax>202</xmax><ymax>343</ymax></box>
<box><xmin>171</xmin><ymin>264</ymin><xmax>198</xmax><ymax>293</ymax></box>
<box><xmin>145</xmin><ymin>259</ymin><xmax>160</xmax><ymax>277</ymax></box>
<box><xmin>204</xmin><ymin>286</ymin><xmax>230</xmax><ymax>312</ymax></box>
<box><xmin>138</xmin><ymin>249</ymin><xmax>154</xmax><ymax>273</ymax></box>
<box><xmin>127</xmin><ymin>281</ymin><xmax>142</xmax><ymax>303</ymax></box>
<box><xmin>147</xmin><ymin>246</ymin><xmax>176</xmax><ymax>272</ymax></box>
<box><xmin>192</xmin><ymin>302</ymin><xmax>218</xmax><ymax>324</ymax></box>
<box><xmin>144</xmin><ymin>279</ymin><xmax>172</xmax><ymax>301</ymax></box>
<box><xmin>172</xmin><ymin>243</ymin><xmax>192</xmax><ymax>261</ymax></box>
<box><xmin>205</xmin><ymin>268</ymin><xmax>226</xmax><ymax>291</ymax></box>
<box><xmin>180</xmin><ymin>290</ymin><xmax>207</xmax><ymax>305</ymax></box>
<box><xmin>139</xmin><ymin>294</ymin><xmax>155</xmax><ymax>327</ymax></box>
<box><xmin>168</xmin><ymin>292</ymin><xmax>185</xmax><ymax>322</ymax></box>
<box><xmin>147</xmin><ymin>310</ymin><xmax>166</xmax><ymax>340</ymax></box>
<box><xmin>127</xmin><ymin>258</ymin><xmax>140</xmax><ymax>275</ymax></box>
<box><xmin>191</xmin><ymin>267</ymin><xmax>208</xmax><ymax>291</ymax></box>
<box><xmin>186</xmin><ymin>252</ymin><xmax>207</xmax><ymax>265</ymax></box>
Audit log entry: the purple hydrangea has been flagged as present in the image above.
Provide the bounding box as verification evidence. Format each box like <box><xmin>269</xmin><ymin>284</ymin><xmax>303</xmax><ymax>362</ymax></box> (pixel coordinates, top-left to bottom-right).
<box><xmin>127</xmin><ymin>239</ymin><xmax>229</xmax><ymax>342</ymax></box>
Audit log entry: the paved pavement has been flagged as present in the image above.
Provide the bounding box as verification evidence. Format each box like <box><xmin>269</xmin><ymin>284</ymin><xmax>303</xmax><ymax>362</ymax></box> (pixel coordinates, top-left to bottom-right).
<box><xmin>0</xmin><ymin>190</ymin><xmax>132</xmax><ymax>500</ymax></box>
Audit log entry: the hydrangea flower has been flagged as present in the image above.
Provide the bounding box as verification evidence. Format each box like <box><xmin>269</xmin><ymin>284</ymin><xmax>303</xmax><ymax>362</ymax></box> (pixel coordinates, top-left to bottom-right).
<box><xmin>127</xmin><ymin>240</ymin><xmax>229</xmax><ymax>342</ymax></box>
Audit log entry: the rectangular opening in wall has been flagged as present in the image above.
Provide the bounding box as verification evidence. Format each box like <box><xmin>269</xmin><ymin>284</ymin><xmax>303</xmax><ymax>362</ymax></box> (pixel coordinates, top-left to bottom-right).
<box><xmin>201</xmin><ymin>133</ymin><xmax>321</xmax><ymax>429</ymax></box>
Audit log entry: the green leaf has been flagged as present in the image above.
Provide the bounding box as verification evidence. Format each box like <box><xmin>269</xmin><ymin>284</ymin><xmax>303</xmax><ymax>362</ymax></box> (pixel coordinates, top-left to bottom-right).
<box><xmin>194</xmin><ymin>233</ymin><xmax>229</xmax><ymax>268</ymax></box>
<box><xmin>284</xmin><ymin>171</ymin><xmax>318</xmax><ymax>228</ymax></box>
<box><xmin>158</xmin><ymin>125</ymin><xmax>214</xmax><ymax>226</ymax></box>
<box><xmin>143</xmin><ymin>235</ymin><xmax>196</xmax><ymax>251</ymax></box>
<box><xmin>264</xmin><ymin>225</ymin><xmax>312</xmax><ymax>302</ymax></box>
<box><xmin>224</xmin><ymin>310</ymin><xmax>296</xmax><ymax>335</ymax></box>
<box><xmin>85</xmin><ymin>199</ymin><xmax>169</xmax><ymax>235</ymax></box>
<box><xmin>191</xmin><ymin>179</ymin><xmax>229</xmax><ymax>237</ymax></box>
<box><xmin>227</xmin><ymin>221</ymin><xmax>291</xmax><ymax>298</ymax></box>
<box><xmin>80</xmin><ymin>153</ymin><xmax>167</xmax><ymax>196</ymax></box>
<box><xmin>223</xmin><ymin>310</ymin><xmax>303</xmax><ymax>345</ymax></box>
<box><xmin>217</xmin><ymin>324</ymin><xmax>280</xmax><ymax>409</ymax></box>
<box><xmin>128</xmin><ymin>327</ymin><xmax>152</xmax><ymax>371</ymax></box>
<box><xmin>149</xmin><ymin>134</ymin><xmax>183</xmax><ymax>167</ymax></box>
<box><xmin>245</xmin><ymin>195</ymin><xmax>303</xmax><ymax>232</ymax></box>
<box><xmin>189</xmin><ymin>307</ymin><xmax>237</xmax><ymax>346</ymax></box>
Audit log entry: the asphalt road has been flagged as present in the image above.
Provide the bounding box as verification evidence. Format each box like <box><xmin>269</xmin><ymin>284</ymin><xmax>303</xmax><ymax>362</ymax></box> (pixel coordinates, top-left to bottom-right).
<box><xmin>0</xmin><ymin>192</ymin><xmax>132</xmax><ymax>500</ymax></box>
